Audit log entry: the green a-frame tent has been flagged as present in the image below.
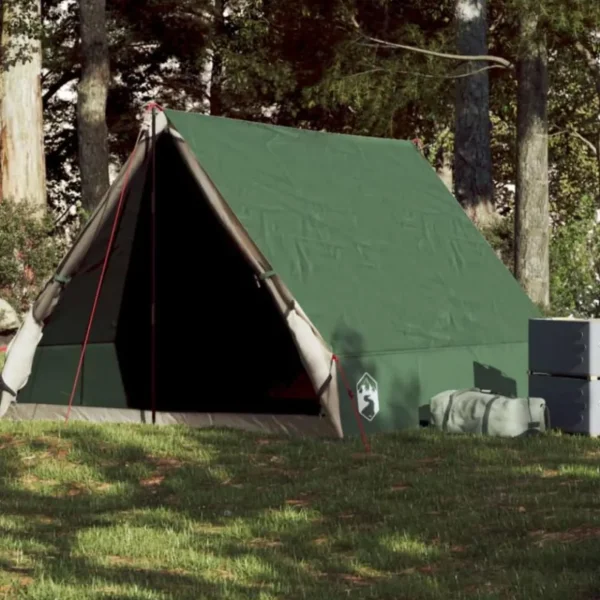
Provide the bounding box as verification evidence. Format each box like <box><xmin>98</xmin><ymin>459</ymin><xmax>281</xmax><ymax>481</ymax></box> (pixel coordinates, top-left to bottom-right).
<box><xmin>0</xmin><ymin>108</ymin><xmax>540</xmax><ymax>437</ymax></box>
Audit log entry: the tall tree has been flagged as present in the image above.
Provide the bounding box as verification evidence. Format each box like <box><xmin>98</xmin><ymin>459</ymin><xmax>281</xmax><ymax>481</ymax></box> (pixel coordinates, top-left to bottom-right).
<box><xmin>514</xmin><ymin>10</ymin><xmax>549</xmax><ymax>307</ymax></box>
<box><xmin>0</xmin><ymin>0</ymin><xmax>46</xmax><ymax>211</ymax></box>
<box><xmin>77</xmin><ymin>0</ymin><xmax>110</xmax><ymax>212</ymax></box>
<box><xmin>210</xmin><ymin>0</ymin><xmax>226</xmax><ymax>116</ymax></box>
<box><xmin>454</xmin><ymin>0</ymin><xmax>494</xmax><ymax>226</ymax></box>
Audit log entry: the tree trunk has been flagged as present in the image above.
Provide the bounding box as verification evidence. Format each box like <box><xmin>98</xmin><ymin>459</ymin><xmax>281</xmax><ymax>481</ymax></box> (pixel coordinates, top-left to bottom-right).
<box><xmin>0</xmin><ymin>0</ymin><xmax>46</xmax><ymax>211</ymax></box>
<box><xmin>436</xmin><ymin>147</ymin><xmax>454</xmax><ymax>192</ymax></box>
<box><xmin>454</xmin><ymin>0</ymin><xmax>494</xmax><ymax>226</ymax></box>
<box><xmin>210</xmin><ymin>0</ymin><xmax>225</xmax><ymax>116</ymax></box>
<box><xmin>434</xmin><ymin>128</ymin><xmax>453</xmax><ymax>192</ymax></box>
<box><xmin>514</xmin><ymin>13</ymin><xmax>549</xmax><ymax>308</ymax></box>
<box><xmin>77</xmin><ymin>0</ymin><xmax>110</xmax><ymax>212</ymax></box>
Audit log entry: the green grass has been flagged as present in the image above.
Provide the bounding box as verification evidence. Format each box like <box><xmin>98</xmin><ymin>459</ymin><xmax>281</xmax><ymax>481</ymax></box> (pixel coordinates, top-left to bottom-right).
<box><xmin>0</xmin><ymin>423</ymin><xmax>599</xmax><ymax>599</ymax></box>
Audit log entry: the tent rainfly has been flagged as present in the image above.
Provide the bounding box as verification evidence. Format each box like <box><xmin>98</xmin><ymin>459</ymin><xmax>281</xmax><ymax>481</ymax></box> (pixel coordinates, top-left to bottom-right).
<box><xmin>0</xmin><ymin>107</ymin><xmax>540</xmax><ymax>438</ymax></box>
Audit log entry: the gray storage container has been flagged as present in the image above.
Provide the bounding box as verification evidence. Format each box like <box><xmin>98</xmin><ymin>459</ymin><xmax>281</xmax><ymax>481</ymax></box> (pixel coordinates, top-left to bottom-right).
<box><xmin>529</xmin><ymin>374</ymin><xmax>600</xmax><ymax>436</ymax></box>
<box><xmin>529</xmin><ymin>318</ymin><xmax>600</xmax><ymax>377</ymax></box>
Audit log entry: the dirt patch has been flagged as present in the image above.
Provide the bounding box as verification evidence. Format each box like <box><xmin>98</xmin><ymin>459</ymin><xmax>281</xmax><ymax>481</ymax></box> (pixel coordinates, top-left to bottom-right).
<box><xmin>139</xmin><ymin>475</ymin><xmax>165</xmax><ymax>488</ymax></box>
<box><xmin>399</xmin><ymin>564</ymin><xmax>440</xmax><ymax>576</ymax></box>
<box><xmin>0</xmin><ymin>434</ymin><xmax>24</xmax><ymax>450</ymax></box>
<box><xmin>220</xmin><ymin>478</ymin><xmax>244</xmax><ymax>488</ymax></box>
<box><xmin>351</xmin><ymin>452</ymin><xmax>385</xmax><ymax>461</ymax></box>
<box><xmin>286</xmin><ymin>498</ymin><xmax>311</xmax><ymax>508</ymax></box>
<box><xmin>94</xmin><ymin>482</ymin><xmax>113</xmax><ymax>492</ymax></box>
<box><xmin>66</xmin><ymin>483</ymin><xmax>87</xmax><ymax>497</ymax></box>
<box><xmin>530</xmin><ymin>527</ymin><xmax>600</xmax><ymax>546</ymax></box>
<box><xmin>339</xmin><ymin>573</ymin><xmax>371</xmax><ymax>586</ymax></box>
<box><xmin>108</xmin><ymin>555</ymin><xmax>138</xmax><ymax>567</ymax></box>
<box><xmin>312</xmin><ymin>536</ymin><xmax>330</xmax><ymax>546</ymax></box>
<box><xmin>247</xmin><ymin>538</ymin><xmax>283</xmax><ymax>549</ymax></box>
<box><xmin>150</xmin><ymin>457</ymin><xmax>184</xmax><ymax>470</ymax></box>
<box><xmin>285</xmin><ymin>492</ymin><xmax>314</xmax><ymax>509</ymax></box>
<box><xmin>256</xmin><ymin>439</ymin><xmax>278</xmax><ymax>447</ymax></box>
<box><xmin>137</xmin><ymin>456</ymin><xmax>187</xmax><ymax>490</ymax></box>
<box><xmin>390</xmin><ymin>483</ymin><xmax>412</xmax><ymax>492</ymax></box>
<box><xmin>31</xmin><ymin>437</ymin><xmax>72</xmax><ymax>459</ymax></box>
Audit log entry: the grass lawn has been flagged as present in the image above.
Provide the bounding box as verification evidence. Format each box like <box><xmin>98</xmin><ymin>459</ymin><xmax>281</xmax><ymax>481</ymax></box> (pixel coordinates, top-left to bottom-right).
<box><xmin>0</xmin><ymin>423</ymin><xmax>599</xmax><ymax>599</ymax></box>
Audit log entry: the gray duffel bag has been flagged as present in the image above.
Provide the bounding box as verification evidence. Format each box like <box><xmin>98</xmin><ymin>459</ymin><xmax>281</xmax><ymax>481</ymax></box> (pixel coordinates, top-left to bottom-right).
<box><xmin>429</xmin><ymin>388</ymin><xmax>549</xmax><ymax>437</ymax></box>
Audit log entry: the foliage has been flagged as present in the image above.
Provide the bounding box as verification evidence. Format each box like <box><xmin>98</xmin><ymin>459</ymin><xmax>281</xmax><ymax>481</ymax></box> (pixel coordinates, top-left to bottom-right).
<box><xmin>480</xmin><ymin>214</ymin><xmax>515</xmax><ymax>273</ymax></box>
<box><xmin>481</xmin><ymin>196</ymin><xmax>600</xmax><ymax>318</ymax></box>
<box><xmin>549</xmin><ymin>195</ymin><xmax>600</xmax><ymax>318</ymax></box>
<box><xmin>0</xmin><ymin>200</ymin><xmax>63</xmax><ymax>312</ymax></box>
<box><xmin>31</xmin><ymin>0</ymin><xmax>600</xmax><ymax>311</ymax></box>
<box><xmin>0</xmin><ymin>0</ymin><xmax>44</xmax><ymax>69</ymax></box>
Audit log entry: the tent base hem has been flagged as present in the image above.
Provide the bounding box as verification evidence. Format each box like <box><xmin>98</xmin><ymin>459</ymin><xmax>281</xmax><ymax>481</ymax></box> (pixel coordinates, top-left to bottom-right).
<box><xmin>1</xmin><ymin>402</ymin><xmax>339</xmax><ymax>437</ymax></box>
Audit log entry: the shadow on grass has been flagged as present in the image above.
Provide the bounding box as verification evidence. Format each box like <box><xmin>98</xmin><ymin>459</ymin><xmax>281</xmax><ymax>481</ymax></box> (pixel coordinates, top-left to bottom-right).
<box><xmin>1</xmin><ymin>424</ymin><xmax>600</xmax><ymax>599</ymax></box>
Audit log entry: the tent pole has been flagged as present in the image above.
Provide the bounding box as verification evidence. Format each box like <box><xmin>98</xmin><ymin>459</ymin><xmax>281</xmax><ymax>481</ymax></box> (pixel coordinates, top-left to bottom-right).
<box><xmin>150</xmin><ymin>107</ymin><xmax>157</xmax><ymax>425</ymax></box>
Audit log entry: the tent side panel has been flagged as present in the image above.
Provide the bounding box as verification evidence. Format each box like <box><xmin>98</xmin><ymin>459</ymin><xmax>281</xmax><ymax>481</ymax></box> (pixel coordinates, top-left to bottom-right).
<box><xmin>16</xmin><ymin>344</ymin><xmax>126</xmax><ymax>409</ymax></box>
<box><xmin>17</xmin><ymin>345</ymin><xmax>83</xmax><ymax>406</ymax></box>
<box><xmin>337</xmin><ymin>342</ymin><xmax>529</xmax><ymax>435</ymax></box>
<box><xmin>38</xmin><ymin>153</ymin><xmax>150</xmax><ymax>346</ymax></box>
<box><xmin>82</xmin><ymin>344</ymin><xmax>128</xmax><ymax>408</ymax></box>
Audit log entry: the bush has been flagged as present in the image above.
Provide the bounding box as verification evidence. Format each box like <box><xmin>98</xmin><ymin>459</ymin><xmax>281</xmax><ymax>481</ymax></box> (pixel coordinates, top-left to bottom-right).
<box><xmin>0</xmin><ymin>200</ymin><xmax>64</xmax><ymax>313</ymax></box>
<box><xmin>550</xmin><ymin>195</ymin><xmax>600</xmax><ymax>318</ymax></box>
<box><xmin>479</xmin><ymin>198</ymin><xmax>600</xmax><ymax>318</ymax></box>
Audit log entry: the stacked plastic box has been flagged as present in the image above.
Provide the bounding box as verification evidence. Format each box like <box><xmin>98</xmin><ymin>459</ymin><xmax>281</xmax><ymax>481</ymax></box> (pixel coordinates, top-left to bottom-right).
<box><xmin>529</xmin><ymin>318</ymin><xmax>600</xmax><ymax>436</ymax></box>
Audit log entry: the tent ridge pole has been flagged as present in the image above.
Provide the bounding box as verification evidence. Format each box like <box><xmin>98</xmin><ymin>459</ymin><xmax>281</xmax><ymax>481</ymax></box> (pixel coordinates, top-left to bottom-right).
<box><xmin>150</xmin><ymin>107</ymin><xmax>158</xmax><ymax>425</ymax></box>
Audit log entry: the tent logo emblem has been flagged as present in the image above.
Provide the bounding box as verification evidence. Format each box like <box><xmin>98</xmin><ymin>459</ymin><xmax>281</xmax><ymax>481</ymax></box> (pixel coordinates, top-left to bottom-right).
<box><xmin>356</xmin><ymin>373</ymin><xmax>379</xmax><ymax>421</ymax></box>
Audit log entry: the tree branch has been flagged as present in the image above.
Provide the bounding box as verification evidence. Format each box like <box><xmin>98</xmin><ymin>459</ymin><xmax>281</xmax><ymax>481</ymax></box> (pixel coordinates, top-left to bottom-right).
<box><xmin>346</xmin><ymin>62</ymin><xmax>506</xmax><ymax>80</ymax></box>
<box><xmin>351</xmin><ymin>16</ymin><xmax>512</xmax><ymax>69</ymax></box>
<box><xmin>574</xmin><ymin>40</ymin><xmax>600</xmax><ymax>98</ymax></box>
<box><xmin>549</xmin><ymin>129</ymin><xmax>598</xmax><ymax>155</ymax></box>
<box><xmin>42</xmin><ymin>69</ymin><xmax>80</xmax><ymax>109</ymax></box>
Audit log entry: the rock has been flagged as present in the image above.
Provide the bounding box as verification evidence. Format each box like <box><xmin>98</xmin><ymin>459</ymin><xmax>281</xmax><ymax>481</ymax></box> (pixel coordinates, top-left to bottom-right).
<box><xmin>0</xmin><ymin>299</ymin><xmax>20</xmax><ymax>332</ymax></box>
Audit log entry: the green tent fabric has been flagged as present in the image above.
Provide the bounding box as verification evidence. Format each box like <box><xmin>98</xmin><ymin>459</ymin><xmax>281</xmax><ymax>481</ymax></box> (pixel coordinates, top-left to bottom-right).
<box><xmin>163</xmin><ymin>110</ymin><xmax>540</xmax><ymax>432</ymax></box>
<box><xmin>2</xmin><ymin>108</ymin><xmax>540</xmax><ymax>437</ymax></box>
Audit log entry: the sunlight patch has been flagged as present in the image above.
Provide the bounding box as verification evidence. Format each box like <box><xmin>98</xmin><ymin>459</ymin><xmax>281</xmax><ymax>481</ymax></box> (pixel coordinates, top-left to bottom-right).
<box><xmin>377</xmin><ymin>533</ymin><xmax>441</xmax><ymax>558</ymax></box>
<box><xmin>516</xmin><ymin>464</ymin><xmax>600</xmax><ymax>479</ymax></box>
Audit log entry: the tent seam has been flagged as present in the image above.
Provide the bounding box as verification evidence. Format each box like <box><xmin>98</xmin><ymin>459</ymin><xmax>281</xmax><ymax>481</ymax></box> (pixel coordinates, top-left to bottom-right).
<box><xmin>335</xmin><ymin>339</ymin><xmax>529</xmax><ymax>359</ymax></box>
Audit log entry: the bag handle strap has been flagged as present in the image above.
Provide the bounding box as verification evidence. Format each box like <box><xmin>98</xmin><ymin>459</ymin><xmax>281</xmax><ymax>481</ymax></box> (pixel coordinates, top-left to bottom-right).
<box><xmin>481</xmin><ymin>395</ymin><xmax>501</xmax><ymax>435</ymax></box>
<box><xmin>441</xmin><ymin>389</ymin><xmax>471</xmax><ymax>431</ymax></box>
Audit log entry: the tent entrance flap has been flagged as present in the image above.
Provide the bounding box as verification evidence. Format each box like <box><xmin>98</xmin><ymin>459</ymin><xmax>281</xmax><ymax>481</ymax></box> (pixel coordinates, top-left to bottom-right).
<box><xmin>115</xmin><ymin>133</ymin><xmax>321</xmax><ymax>416</ymax></box>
